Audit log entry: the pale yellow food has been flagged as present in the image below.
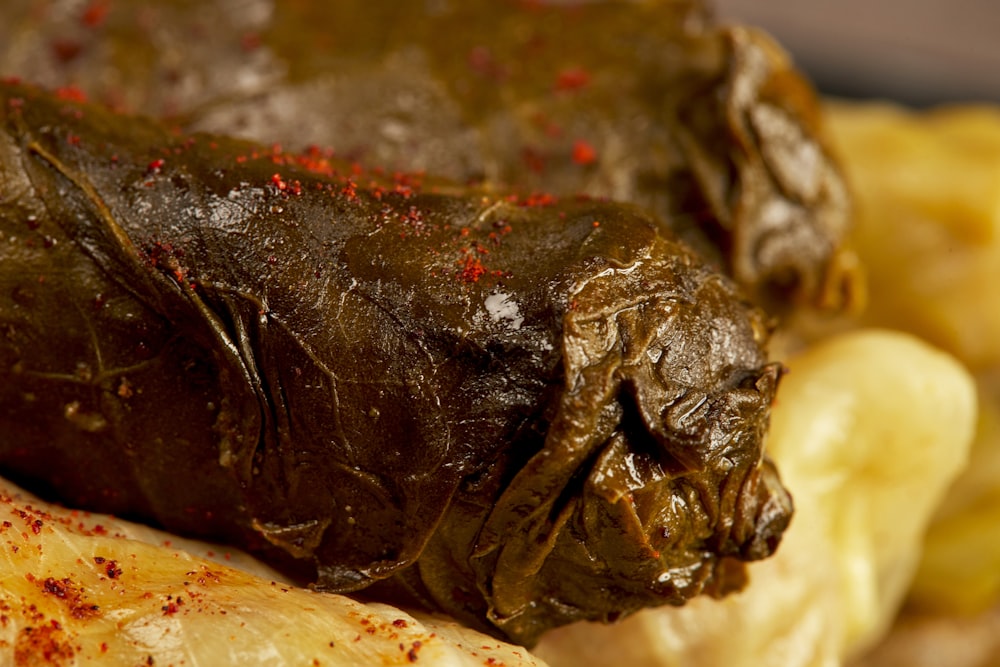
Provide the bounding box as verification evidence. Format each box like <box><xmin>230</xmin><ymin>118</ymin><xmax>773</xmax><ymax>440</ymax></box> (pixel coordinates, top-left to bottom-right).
<box><xmin>534</xmin><ymin>329</ymin><xmax>975</xmax><ymax>667</ymax></box>
<box><xmin>0</xmin><ymin>482</ymin><xmax>546</xmax><ymax>667</ymax></box>
<box><xmin>826</xmin><ymin>103</ymin><xmax>1000</xmax><ymax>616</ymax></box>
<box><xmin>825</xmin><ymin>103</ymin><xmax>1000</xmax><ymax>369</ymax></box>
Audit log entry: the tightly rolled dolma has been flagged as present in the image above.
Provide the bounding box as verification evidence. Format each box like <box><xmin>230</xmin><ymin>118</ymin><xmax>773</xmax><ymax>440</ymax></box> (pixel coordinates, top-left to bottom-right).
<box><xmin>0</xmin><ymin>82</ymin><xmax>791</xmax><ymax>644</ymax></box>
<box><xmin>0</xmin><ymin>0</ymin><xmax>858</xmax><ymax>313</ymax></box>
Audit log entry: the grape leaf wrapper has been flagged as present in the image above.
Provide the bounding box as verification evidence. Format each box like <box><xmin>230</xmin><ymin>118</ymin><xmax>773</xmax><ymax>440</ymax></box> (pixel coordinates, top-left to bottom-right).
<box><xmin>0</xmin><ymin>82</ymin><xmax>790</xmax><ymax>645</ymax></box>
<box><xmin>0</xmin><ymin>0</ymin><xmax>859</xmax><ymax>313</ymax></box>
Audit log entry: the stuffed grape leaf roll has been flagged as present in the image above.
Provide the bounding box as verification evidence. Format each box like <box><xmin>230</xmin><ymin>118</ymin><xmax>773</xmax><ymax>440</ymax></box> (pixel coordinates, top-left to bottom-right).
<box><xmin>0</xmin><ymin>0</ymin><xmax>860</xmax><ymax>313</ymax></box>
<box><xmin>0</xmin><ymin>82</ymin><xmax>790</xmax><ymax>645</ymax></box>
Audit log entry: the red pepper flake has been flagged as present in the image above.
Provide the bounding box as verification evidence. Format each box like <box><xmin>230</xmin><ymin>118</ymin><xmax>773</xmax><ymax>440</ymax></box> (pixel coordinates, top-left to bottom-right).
<box><xmin>458</xmin><ymin>256</ymin><xmax>487</xmax><ymax>284</ymax></box>
<box><xmin>66</xmin><ymin>134</ymin><xmax>81</xmax><ymax>146</ymax></box>
<box><xmin>51</xmin><ymin>39</ymin><xmax>83</xmax><ymax>63</ymax></box>
<box><xmin>116</xmin><ymin>377</ymin><xmax>134</xmax><ymax>399</ymax></box>
<box><xmin>520</xmin><ymin>192</ymin><xmax>558</xmax><ymax>208</ymax></box>
<box><xmin>399</xmin><ymin>205</ymin><xmax>425</xmax><ymax>232</ymax></box>
<box><xmin>104</xmin><ymin>560</ymin><xmax>123</xmax><ymax>579</ymax></box>
<box><xmin>34</xmin><ymin>575</ymin><xmax>101</xmax><ymax>619</ymax></box>
<box><xmin>241</xmin><ymin>32</ymin><xmax>262</xmax><ymax>52</ymax></box>
<box><xmin>55</xmin><ymin>86</ymin><xmax>88</xmax><ymax>103</ymax></box>
<box><xmin>81</xmin><ymin>0</ymin><xmax>110</xmax><ymax>28</ymax></box>
<box><xmin>147</xmin><ymin>158</ymin><xmax>165</xmax><ymax>175</ymax></box>
<box><xmin>14</xmin><ymin>622</ymin><xmax>75</xmax><ymax>664</ymax></box>
<box><xmin>592</xmin><ymin>220</ymin><xmax>601</xmax><ymax>228</ymax></box>
<box><xmin>407</xmin><ymin>640</ymin><xmax>423</xmax><ymax>663</ymax></box>
<box><xmin>43</xmin><ymin>578</ymin><xmax>68</xmax><ymax>598</ymax></box>
<box><xmin>572</xmin><ymin>139</ymin><xmax>597</xmax><ymax>166</ymax></box>
<box><xmin>31</xmin><ymin>519</ymin><xmax>43</xmax><ymax>534</ymax></box>
<box><xmin>341</xmin><ymin>179</ymin><xmax>359</xmax><ymax>202</ymax></box>
<box><xmin>555</xmin><ymin>67</ymin><xmax>591</xmax><ymax>92</ymax></box>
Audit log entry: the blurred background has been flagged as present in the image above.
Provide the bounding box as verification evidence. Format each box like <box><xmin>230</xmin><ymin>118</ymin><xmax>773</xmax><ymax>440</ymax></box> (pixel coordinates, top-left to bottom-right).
<box><xmin>714</xmin><ymin>0</ymin><xmax>1000</xmax><ymax>106</ymax></box>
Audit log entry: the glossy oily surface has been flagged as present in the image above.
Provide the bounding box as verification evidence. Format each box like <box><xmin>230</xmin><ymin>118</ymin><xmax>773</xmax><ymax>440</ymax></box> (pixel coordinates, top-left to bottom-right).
<box><xmin>0</xmin><ymin>0</ymin><xmax>859</xmax><ymax>313</ymax></box>
<box><xmin>0</xmin><ymin>82</ymin><xmax>790</xmax><ymax>645</ymax></box>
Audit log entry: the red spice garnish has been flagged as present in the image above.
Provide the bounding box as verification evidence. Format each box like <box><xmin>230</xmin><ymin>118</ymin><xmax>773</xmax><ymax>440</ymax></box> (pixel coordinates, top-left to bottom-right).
<box><xmin>517</xmin><ymin>192</ymin><xmax>558</xmax><ymax>208</ymax></box>
<box><xmin>43</xmin><ymin>578</ymin><xmax>68</xmax><ymax>598</ymax></box>
<box><xmin>51</xmin><ymin>39</ymin><xmax>83</xmax><ymax>63</ymax></box>
<box><xmin>458</xmin><ymin>256</ymin><xmax>487</xmax><ymax>284</ymax></box>
<box><xmin>407</xmin><ymin>640</ymin><xmax>423</xmax><ymax>663</ymax></box>
<box><xmin>147</xmin><ymin>158</ymin><xmax>165</xmax><ymax>175</ymax></box>
<box><xmin>66</xmin><ymin>134</ymin><xmax>81</xmax><ymax>146</ymax></box>
<box><xmin>35</xmin><ymin>576</ymin><xmax>101</xmax><ymax>619</ymax></box>
<box><xmin>555</xmin><ymin>67</ymin><xmax>591</xmax><ymax>92</ymax></box>
<box><xmin>81</xmin><ymin>0</ymin><xmax>110</xmax><ymax>28</ymax></box>
<box><xmin>55</xmin><ymin>86</ymin><xmax>88</xmax><ymax>103</ymax></box>
<box><xmin>341</xmin><ymin>179</ymin><xmax>359</xmax><ymax>202</ymax></box>
<box><xmin>14</xmin><ymin>623</ymin><xmax>75</xmax><ymax>664</ymax></box>
<box><xmin>104</xmin><ymin>560</ymin><xmax>123</xmax><ymax>579</ymax></box>
<box><xmin>116</xmin><ymin>377</ymin><xmax>134</xmax><ymax>399</ymax></box>
<box><xmin>572</xmin><ymin>139</ymin><xmax>597</xmax><ymax>166</ymax></box>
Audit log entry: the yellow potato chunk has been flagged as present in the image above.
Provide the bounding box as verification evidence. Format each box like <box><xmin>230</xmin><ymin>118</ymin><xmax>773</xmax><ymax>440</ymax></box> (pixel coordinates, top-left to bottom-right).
<box><xmin>826</xmin><ymin>104</ymin><xmax>1000</xmax><ymax>617</ymax></box>
<box><xmin>826</xmin><ymin>103</ymin><xmax>1000</xmax><ymax>370</ymax></box>
<box><xmin>0</xmin><ymin>481</ymin><xmax>546</xmax><ymax>667</ymax></box>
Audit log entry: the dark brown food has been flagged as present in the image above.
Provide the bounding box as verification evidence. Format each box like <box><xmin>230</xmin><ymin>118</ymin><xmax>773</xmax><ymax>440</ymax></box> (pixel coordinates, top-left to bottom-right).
<box><xmin>0</xmin><ymin>0</ymin><xmax>858</xmax><ymax>313</ymax></box>
<box><xmin>0</xmin><ymin>82</ymin><xmax>790</xmax><ymax>645</ymax></box>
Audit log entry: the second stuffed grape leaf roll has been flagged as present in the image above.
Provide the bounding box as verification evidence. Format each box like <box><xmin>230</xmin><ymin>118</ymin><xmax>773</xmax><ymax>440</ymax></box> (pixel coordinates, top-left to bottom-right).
<box><xmin>0</xmin><ymin>0</ymin><xmax>860</xmax><ymax>314</ymax></box>
<box><xmin>0</xmin><ymin>82</ymin><xmax>790</xmax><ymax>645</ymax></box>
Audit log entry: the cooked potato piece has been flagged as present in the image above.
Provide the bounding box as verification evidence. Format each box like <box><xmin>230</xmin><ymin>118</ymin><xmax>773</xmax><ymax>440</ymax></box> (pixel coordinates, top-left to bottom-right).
<box><xmin>826</xmin><ymin>103</ymin><xmax>1000</xmax><ymax>369</ymax></box>
<box><xmin>826</xmin><ymin>104</ymin><xmax>1000</xmax><ymax>616</ymax></box>
<box><xmin>0</xmin><ymin>480</ymin><xmax>547</xmax><ymax>667</ymax></box>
